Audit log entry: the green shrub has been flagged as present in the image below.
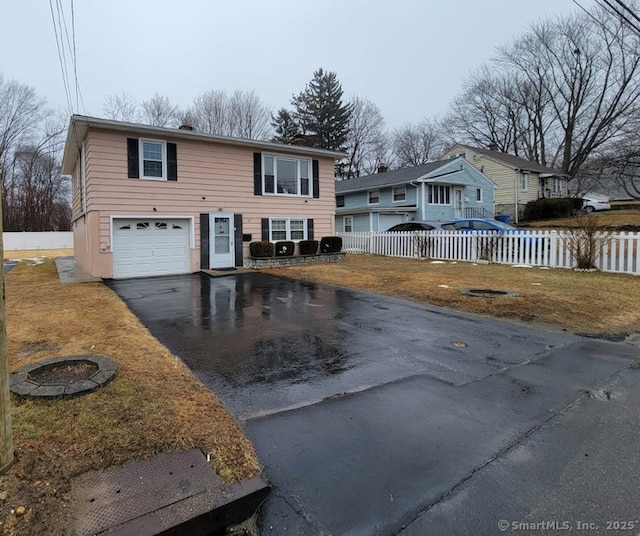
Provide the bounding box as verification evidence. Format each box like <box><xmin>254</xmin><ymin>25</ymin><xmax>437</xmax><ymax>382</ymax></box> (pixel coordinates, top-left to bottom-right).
<box><xmin>299</xmin><ymin>240</ymin><xmax>319</xmax><ymax>255</ymax></box>
<box><xmin>320</xmin><ymin>236</ymin><xmax>342</xmax><ymax>253</ymax></box>
<box><xmin>249</xmin><ymin>241</ymin><xmax>274</xmax><ymax>257</ymax></box>
<box><xmin>275</xmin><ymin>241</ymin><xmax>295</xmax><ymax>257</ymax></box>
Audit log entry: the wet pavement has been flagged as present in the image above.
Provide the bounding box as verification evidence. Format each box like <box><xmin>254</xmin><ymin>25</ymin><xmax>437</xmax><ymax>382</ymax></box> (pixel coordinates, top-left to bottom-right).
<box><xmin>108</xmin><ymin>273</ymin><xmax>640</xmax><ymax>535</ymax></box>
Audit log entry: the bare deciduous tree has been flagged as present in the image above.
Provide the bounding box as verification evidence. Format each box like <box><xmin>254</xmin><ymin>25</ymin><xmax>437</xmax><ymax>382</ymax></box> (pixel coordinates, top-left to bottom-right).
<box><xmin>343</xmin><ymin>96</ymin><xmax>390</xmax><ymax>178</ymax></box>
<box><xmin>392</xmin><ymin>118</ymin><xmax>445</xmax><ymax>167</ymax></box>
<box><xmin>140</xmin><ymin>93</ymin><xmax>181</xmax><ymax>128</ymax></box>
<box><xmin>444</xmin><ymin>5</ymin><xmax>640</xmax><ymax>180</ymax></box>
<box><xmin>185</xmin><ymin>89</ymin><xmax>271</xmax><ymax>139</ymax></box>
<box><xmin>103</xmin><ymin>91</ymin><xmax>139</xmax><ymax>122</ymax></box>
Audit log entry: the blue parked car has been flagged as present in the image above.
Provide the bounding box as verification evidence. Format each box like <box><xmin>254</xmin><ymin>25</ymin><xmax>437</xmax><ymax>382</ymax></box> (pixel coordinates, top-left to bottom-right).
<box><xmin>444</xmin><ymin>218</ymin><xmax>541</xmax><ymax>253</ymax></box>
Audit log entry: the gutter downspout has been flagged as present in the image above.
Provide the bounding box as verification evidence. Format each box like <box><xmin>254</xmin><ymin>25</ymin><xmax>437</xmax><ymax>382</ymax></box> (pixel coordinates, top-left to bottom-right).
<box><xmin>514</xmin><ymin>169</ymin><xmax>519</xmax><ymax>224</ymax></box>
<box><xmin>409</xmin><ymin>181</ymin><xmax>426</xmax><ymax>220</ymax></box>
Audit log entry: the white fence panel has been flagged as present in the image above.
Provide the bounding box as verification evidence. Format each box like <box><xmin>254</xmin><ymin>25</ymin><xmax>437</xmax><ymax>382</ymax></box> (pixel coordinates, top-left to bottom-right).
<box><xmin>3</xmin><ymin>232</ymin><xmax>73</xmax><ymax>251</ymax></box>
<box><xmin>338</xmin><ymin>230</ymin><xmax>640</xmax><ymax>276</ymax></box>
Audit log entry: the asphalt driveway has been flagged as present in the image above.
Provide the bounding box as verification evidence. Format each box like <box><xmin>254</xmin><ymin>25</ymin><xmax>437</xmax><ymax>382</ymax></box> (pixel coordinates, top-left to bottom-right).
<box><xmin>108</xmin><ymin>273</ymin><xmax>640</xmax><ymax>535</ymax></box>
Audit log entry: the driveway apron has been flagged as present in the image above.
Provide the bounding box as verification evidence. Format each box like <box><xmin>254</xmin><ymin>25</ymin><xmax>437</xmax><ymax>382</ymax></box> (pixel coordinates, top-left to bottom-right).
<box><xmin>108</xmin><ymin>273</ymin><xmax>640</xmax><ymax>535</ymax></box>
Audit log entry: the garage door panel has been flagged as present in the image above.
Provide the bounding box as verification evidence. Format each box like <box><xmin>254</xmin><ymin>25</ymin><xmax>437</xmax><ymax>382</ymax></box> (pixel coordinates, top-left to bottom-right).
<box><xmin>113</xmin><ymin>218</ymin><xmax>190</xmax><ymax>278</ymax></box>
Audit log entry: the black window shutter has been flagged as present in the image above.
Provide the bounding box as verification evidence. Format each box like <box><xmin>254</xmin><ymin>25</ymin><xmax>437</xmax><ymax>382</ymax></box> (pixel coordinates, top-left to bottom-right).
<box><xmin>200</xmin><ymin>214</ymin><xmax>210</xmax><ymax>269</ymax></box>
<box><xmin>254</xmin><ymin>153</ymin><xmax>262</xmax><ymax>195</ymax></box>
<box><xmin>127</xmin><ymin>138</ymin><xmax>139</xmax><ymax>178</ymax></box>
<box><xmin>312</xmin><ymin>159</ymin><xmax>320</xmax><ymax>198</ymax></box>
<box><xmin>307</xmin><ymin>219</ymin><xmax>314</xmax><ymax>240</ymax></box>
<box><xmin>234</xmin><ymin>214</ymin><xmax>243</xmax><ymax>266</ymax></box>
<box><xmin>167</xmin><ymin>143</ymin><xmax>177</xmax><ymax>181</ymax></box>
<box><xmin>261</xmin><ymin>218</ymin><xmax>269</xmax><ymax>241</ymax></box>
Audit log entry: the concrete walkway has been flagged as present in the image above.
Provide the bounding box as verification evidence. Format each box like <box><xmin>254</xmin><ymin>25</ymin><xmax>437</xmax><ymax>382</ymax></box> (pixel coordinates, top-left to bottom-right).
<box><xmin>54</xmin><ymin>256</ymin><xmax>102</xmax><ymax>283</ymax></box>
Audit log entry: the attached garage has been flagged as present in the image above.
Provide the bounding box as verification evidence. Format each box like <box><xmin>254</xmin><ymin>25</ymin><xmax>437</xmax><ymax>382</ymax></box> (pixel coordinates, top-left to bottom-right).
<box><xmin>112</xmin><ymin>218</ymin><xmax>191</xmax><ymax>278</ymax></box>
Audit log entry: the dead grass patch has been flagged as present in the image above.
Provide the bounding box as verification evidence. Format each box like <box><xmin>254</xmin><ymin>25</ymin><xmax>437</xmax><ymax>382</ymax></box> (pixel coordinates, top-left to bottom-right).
<box><xmin>1</xmin><ymin>259</ymin><xmax>260</xmax><ymax>535</ymax></box>
<box><xmin>3</xmin><ymin>249</ymin><xmax>73</xmax><ymax>260</ymax></box>
<box><xmin>265</xmin><ymin>255</ymin><xmax>640</xmax><ymax>335</ymax></box>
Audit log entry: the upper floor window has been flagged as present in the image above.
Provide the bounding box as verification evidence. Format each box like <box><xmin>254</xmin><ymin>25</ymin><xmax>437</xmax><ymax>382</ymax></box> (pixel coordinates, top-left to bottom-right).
<box><xmin>127</xmin><ymin>137</ymin><xmax>177</xmax><ymax>181</ymax></box>
<box><xmin>368</xmin><ymin>189</ymin><xmax>380</xmax><ymax>204</ymax></box>
<box><xmin>336</xmin><ymin>195</ymin><xmax>345</xmax><ymax>207</ymax></box>
<box><xmin>393</xmin><ymin>186</ymin><xmax>406</xmax><ymax>202</ymax></box>
<box><xmin>428</xmin><ymin>184</ymin><xmax>451</xmax><ymax>205</ymax></box>
<box><xmin>263</xmin><ymin>154</ymin><xmax>311</xmax><ymax>196</ymax></box>
<box><xmin>140</xmin><ymin>140</ymin><xmax>166</xmax><ymax>179</ymax></box>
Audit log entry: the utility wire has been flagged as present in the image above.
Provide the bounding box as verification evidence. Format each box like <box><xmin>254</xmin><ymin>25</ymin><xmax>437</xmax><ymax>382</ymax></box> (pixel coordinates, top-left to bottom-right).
<box><xmin>597</xmin><ymin>0</ymin><xmax>640</xmax><ymax>35</ymax></box>
<box><xmin>611</xmin><ymin>0</ymin><xmax>640</xmax><ymax>24</ymax></box>
<box><xmin>69</xmin><ymin>0</ymin><xmax>86</xmax><ymax>113</ymax></box>
<box><xmin>49</xmin><ymin>0</ymin><xmax>73</xmax><ymax>114</ymax></box>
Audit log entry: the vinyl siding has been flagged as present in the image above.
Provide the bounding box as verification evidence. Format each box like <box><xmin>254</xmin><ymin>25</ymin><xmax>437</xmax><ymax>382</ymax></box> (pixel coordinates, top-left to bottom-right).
<box><xmin>80</xmin><ymin>128</ymin><xmax>337</xmax><ymax>277</ymax></box>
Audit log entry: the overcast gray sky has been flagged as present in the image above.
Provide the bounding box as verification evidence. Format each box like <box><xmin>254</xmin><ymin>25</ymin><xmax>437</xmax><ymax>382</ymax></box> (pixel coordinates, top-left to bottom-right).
<box><xmin>2</xmin><ymin>0</ymin><xmax>594</xmax><ymax>130</ymax></box>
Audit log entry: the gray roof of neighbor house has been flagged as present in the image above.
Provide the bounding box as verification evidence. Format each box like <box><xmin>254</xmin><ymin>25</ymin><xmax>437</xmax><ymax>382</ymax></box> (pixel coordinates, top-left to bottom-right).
<box><xmin>335</xmin><ymin>160</ymin><xmax>455</xmax><ymax>194</ymax></box>
<box><xmin>61</xmin><ymin>115</ymin><xmax>347</xmax><ymax>174</ymax></box>
<box><xmin>451</xmin><ymin>144</ymin><xmax>568</xmax><ymax>176</ymax></box>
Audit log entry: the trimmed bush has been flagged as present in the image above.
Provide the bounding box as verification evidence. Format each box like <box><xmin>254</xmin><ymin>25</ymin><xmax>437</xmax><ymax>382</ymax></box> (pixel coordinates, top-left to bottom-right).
<box><xmin>524</xmin><ymin>198</ymin><xmax>581</xmax><ymax>221</ymax></box>
<box><xmin>320</xmin><ymin>236</ymin><xmax>342</xmax><ymax>253</ymax></box>
<box><xmin>275</xmin><ymin>241</ymin><xmax>295</xmax><ymax>257</ymax></box>
<box><xmin>299</xmin><ymin>240</ymin><xmax>319</xmax><ymax>255</ymax></box>
<box><xmin>249</xmin><ymin>241</ymin><xmax>274</xmax><ymax>258</ymax></box>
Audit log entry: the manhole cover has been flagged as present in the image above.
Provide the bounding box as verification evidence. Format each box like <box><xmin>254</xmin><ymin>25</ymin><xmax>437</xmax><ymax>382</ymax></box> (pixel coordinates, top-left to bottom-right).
<box><xmin>10</xmin><ymin>355</ymin><xmax>117</xmax><ymax>398</ymax></box>
<box><xmin>460</xmin><ymin>288</ymin><xmax>519</xmax><ymax>298</ymax></box>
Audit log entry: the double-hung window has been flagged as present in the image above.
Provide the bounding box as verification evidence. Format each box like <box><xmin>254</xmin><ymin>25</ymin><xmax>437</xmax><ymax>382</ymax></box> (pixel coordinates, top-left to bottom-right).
<box><xmin>476</xmin><ymin>188</ymin><xmax>483</xmax><ymax>202</ymax></box>
<box><xmin>428</xmin><ymin>184</ymin><xmax>451</xmax><ymax>205</ymax></box>
<box><xmin>140</xmin><ymin>140</ymin><xmax>166</xmax><ymax>179</ymax></box>
<box><xmin>393</xmin><ymin>186</ymin><xmax>406</xmax><ymax>202</ymax></box>
<box><xmin>368</xmin><ymin>189</ymin><xmax>380</xmax><ymax>204</ymax></box>
<box><xmin>521</xmin><ymin>172</ymin><xmax>529</xmax><ymax>192</ymax></box>
<box><xmin>269</xmin><ymin>217</ymin><xmax>307</xmax><ymax>241</ymax></box>
<box><xmin>263</xmin><ymin>155</ymin><xmax>311</xmax><ymax>196</ymax></box>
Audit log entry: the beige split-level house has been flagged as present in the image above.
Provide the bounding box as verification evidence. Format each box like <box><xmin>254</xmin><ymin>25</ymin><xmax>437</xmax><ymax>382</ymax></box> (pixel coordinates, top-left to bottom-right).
<box><xmin>442</xmin><ymin>144</ymin><xmax>569</xmax><ymax>222</ymax></box>
<box><xmin>61</xmin><ymin>115</ymin><xmax>345</xmax><ymax>279</ymax></box>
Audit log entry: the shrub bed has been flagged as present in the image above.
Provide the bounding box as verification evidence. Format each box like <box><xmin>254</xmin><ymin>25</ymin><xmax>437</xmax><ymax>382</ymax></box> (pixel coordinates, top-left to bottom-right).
<box><xmin>249</xmin><ymin>241</ymin><xmax>274</xmax><ymax>258</ymax></box>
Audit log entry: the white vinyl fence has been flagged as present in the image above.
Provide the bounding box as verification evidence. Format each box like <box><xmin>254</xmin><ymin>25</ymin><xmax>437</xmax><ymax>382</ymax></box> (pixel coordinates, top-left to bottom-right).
<box><xmin>339</xmin><ymin>230</ymin><xmax>640</xmax><ymax>276</ymax></box>
<box><xmin>3</xmin><ymin>232</ymin><xmax>73</xmax><ymax>251</ymax></box>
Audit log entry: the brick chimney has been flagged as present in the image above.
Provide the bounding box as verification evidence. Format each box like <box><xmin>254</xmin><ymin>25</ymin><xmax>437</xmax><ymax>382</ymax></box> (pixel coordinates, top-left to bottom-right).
<box><xmin>377</xmin><ymin>163</ymin><xmax>389</xmax><ymax>173</ymax></box>
<box><xmin>488</xmin><ymin>142</ymin><xmax>498</xmax><ymax>151</ymax></box>
<box><xmin>179</xmin><ymin>123</ymin><xmax>194</xmax><ymax>131</ymax></box>
<box><xmin>292</xmin><ymin>134</ymin><xmax>307</xmax><ymax>146</ymax></box>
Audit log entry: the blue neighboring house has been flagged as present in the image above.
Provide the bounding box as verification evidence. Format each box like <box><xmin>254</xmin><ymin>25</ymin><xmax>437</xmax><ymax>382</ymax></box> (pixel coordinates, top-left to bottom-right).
<box><xmin>335</xmin><ymin>157</ymin><xmax>497</xmax><ymax>232</ymax></box>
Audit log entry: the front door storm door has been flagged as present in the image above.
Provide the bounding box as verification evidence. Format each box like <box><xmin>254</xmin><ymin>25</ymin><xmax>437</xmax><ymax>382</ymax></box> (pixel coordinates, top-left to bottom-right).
<box><xmin>209</xmin><ymin>213</ymin><xmax>235</xmax><ymax>269</ymax></box>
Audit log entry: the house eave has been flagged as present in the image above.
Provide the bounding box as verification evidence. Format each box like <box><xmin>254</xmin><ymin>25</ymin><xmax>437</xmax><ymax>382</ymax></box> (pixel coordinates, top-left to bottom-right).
<box><xmin>62</xmin><ymin>114</ymin><xmax>347</xmax><ymax>174</ymax></box>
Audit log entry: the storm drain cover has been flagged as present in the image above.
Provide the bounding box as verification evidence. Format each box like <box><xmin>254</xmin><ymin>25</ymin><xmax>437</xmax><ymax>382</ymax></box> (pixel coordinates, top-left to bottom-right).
<box><xmin>460</xmin><ymin>288</ymin><xmax>519</xmax><ymax>298</ymax></box>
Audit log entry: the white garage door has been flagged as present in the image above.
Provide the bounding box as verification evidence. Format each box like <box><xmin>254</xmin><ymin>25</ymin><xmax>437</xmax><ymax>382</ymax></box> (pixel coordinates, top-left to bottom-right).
<box><xmin>379</xmin><ymin>214</ymin><xmax>407</xmax><ymax>231</ymax></box>
<box><xmin>113</xmin><ymin>218</ymin><xmax>190</xmax><ymax>278</ymax></box>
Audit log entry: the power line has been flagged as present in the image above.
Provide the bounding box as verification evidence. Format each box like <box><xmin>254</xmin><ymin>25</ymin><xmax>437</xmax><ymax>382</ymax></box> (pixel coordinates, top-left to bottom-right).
<box><xmin>69</xmin><ymin>0</ymin><xmax>86</xmax><ymax>113</ymax></box>
<box><xmin>597</xmin><ymin>0</ymin><xmax>640</xmax><ymax>35</ymax></box>
<box><xmin>49</xmin><ymin>0</ymin><xmax>73</xmax><ymax>114</ymax></box>
<box><xmin>611</xmin><ymin>0</ymin><xmax>640</xmax><ymax>25</ymax></box>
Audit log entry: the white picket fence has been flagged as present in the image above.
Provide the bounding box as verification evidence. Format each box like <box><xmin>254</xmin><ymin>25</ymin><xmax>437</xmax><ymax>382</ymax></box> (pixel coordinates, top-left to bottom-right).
<box><xmin>339</xmin><ymin>230</ymin><xmax>640</xmax><ymax>276</ymax></box>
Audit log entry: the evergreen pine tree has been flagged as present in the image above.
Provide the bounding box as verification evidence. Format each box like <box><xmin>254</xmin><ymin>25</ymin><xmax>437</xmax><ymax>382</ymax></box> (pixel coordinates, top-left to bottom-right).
<box><xmin>292</xmin><ymin>68</ymin><xmax>353</xmax><ymax>151</ymax></box>
<box><xmin>271</xmin><ymin>108</ymin><xmax>300</xmax><ymax>144</ymax></box>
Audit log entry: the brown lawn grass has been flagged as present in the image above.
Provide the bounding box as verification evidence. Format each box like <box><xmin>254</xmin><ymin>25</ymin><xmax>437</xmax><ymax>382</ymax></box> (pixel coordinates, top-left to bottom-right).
<box><xmin>1</xmin><ymin>259</ymin><xmax>260</xmax><ymax>535</ymax></box>
<box><xmin>265</xmin><ymin>254</ymin><xmax>640</xmax><ymax>336</ymax></box>
<box><xmin>3</xmin><ymin>249</ymin><xmax>73</xmax><ymax>260</ymax></box>
<box><xmin>520</xmin><ymin>209</ymin><xmax>640</xmax><ymax>229</ymax></box>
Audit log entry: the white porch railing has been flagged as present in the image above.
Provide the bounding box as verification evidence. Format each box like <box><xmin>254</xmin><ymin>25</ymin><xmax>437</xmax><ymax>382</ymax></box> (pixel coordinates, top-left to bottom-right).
<box><xmin>339</xmin><ymin>230</ymin><xmax>640</xmax><ymax>276</ymax></box>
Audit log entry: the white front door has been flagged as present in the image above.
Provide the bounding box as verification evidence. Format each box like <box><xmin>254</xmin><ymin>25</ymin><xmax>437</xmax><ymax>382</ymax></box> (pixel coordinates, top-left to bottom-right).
<box><xmin>454</xmin><ymin>188</ymin><xmax>464</xmax><ymax>218</ymax></box>
<box><xmin>209</xmin><ymin>213</ymin><xmax>235</xmax><ymax>269</ymax></box>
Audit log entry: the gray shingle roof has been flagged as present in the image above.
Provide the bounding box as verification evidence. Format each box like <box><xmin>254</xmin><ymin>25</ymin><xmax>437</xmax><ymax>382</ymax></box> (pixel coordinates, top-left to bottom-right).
<box><xmin>454</xmin><ymin>144</ymin><xmax>567</xmax><ymax>176</ymax></box>
<box><xmin>335</xmin><ymin>160</ymin><xmax>452</xmax><ymax>193</ymax></box>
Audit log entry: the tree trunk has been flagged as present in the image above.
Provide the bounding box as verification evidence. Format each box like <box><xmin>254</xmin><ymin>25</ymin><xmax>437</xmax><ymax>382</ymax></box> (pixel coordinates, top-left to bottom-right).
<box><xmin>0</xmin><ymin>197</ymin><xmax>14</xmax><ymax>474</ymax></box>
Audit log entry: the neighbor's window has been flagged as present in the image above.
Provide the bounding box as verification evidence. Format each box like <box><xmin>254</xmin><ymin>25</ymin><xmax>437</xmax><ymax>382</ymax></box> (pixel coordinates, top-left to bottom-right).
<box><xmin>344</xmin><ymin>216</ymin><xmax>353</xmax><ymax>232</ymax></box>
<box><xmin>336</xmin><ymin>195</ymin><xmax>345</xmax><ymax>207</ymax></box>
<box><xmin>553</xmin><ymin>177</ymin><xmax>562</xmax><ymax>194</ymax></box>
<box><xmin>269</xmin><ymin>218</ymin><xmax>307</xmax><ymax>241</ymax></box>
<box><xmin>140</xmin><ymin>140</ymin><xmax>166</xmax><ymax>179</ymax></box>
<box><xmin>368</xmin><ymin>189</ymin><xmax>380</xmax><ymax>204</ymax></box>
<box><xmin>263</xmin><ymin>154</ymin><xmax>311</xmax><ymax>196</ymax></box>
<box><xmin>476</xmin><ymin>188</ymin><xmax>482</xmax><ymax>202</ymax></box>
<box><xmin>521</xmin><ymin>172</ymin><xmax>529</xmax><ymax>192</ymax></box>
<box><xmin>393</xmin><ymin>186</ymin><xmax>406</xmax><ymax>202</ymax></box>
<box><xmin>428</xmin><ymin>184</ymin><xmax>451</xmax><ymax>205</ymax></box>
